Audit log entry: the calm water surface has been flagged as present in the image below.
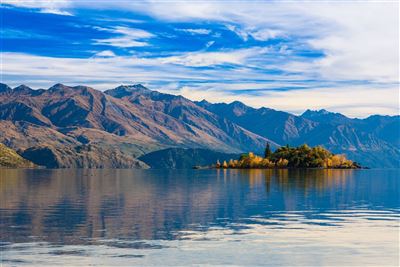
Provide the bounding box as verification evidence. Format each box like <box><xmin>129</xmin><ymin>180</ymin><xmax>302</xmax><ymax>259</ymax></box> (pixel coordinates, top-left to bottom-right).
<box><xmin>0</xmin><ymin>169</ymin><xmax>399</xmax><ymax>266</ymax></box>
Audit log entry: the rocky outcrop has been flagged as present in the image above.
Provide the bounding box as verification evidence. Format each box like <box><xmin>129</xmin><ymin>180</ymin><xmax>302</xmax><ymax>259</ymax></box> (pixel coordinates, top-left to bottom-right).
<box><xmin>0</xmin><ymin>143</ymin><xmax>36</xmax><ymax>168</ymax></box>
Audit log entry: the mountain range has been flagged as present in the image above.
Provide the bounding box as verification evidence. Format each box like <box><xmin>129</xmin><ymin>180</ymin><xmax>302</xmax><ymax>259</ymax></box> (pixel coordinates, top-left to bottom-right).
<box><xmin>0</xmin><ymin>83</ymin><xmax>398</xmax><ymax>168</ymax></box>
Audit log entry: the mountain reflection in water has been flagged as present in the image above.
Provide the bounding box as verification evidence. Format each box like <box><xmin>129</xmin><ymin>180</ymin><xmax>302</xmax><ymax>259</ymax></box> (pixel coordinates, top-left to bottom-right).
<box><xmin>0</xmin><ymin>169</ymin><xmax>398</xmax><ymax>266</ymax></box>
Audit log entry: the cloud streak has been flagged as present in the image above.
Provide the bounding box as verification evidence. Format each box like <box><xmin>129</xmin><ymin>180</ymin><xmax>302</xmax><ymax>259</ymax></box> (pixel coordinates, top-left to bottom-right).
<box><xmin>2</xmin><ymin>0</ymin><xmax>72</xmax><ymax>15</ymax></box>
<box><xmin>177</xmin><ymin>28</ymin><xmax>211</xmax><ymax>35</ymax></box>
<box><xmin>93</xmin><ymin>26</ymin><xmax>154</xmax><ymax>48</ymax></box>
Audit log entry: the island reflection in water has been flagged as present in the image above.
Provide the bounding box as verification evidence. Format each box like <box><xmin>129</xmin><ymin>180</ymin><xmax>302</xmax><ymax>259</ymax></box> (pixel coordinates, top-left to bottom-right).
<box><xmin>0</xmin><ymin>169</ymin><xmax>399</xmax><ymax>266</ymax></box>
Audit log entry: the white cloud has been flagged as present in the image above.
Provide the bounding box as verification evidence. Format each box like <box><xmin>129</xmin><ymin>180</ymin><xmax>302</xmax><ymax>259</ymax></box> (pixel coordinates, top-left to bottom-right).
<box><xmin>160</xmin><ymin>48</ymin><xmax>265</xmax><ymax>67</ymax></box>
<box><xmin>177</xmin><ymin>28</ymin><xmax>211</xmax><ymax>35</ymax></box>
<box><xmin>0</xmin><ymin>52</ymin><xmax>207</xmax><ymax>89</ymax></box>
<box><xmin>93</xmin><ymin>50</ymin><xmax>116</xmax><ymax>58</ymax></box>
<box><xmin>250</xmin><ymin>29</ymin><xmax>282</xmax><ymax>41</ymax></box>
<box><xmin>39</xmin><ymin>8</ymin><xmax>72</xmax><ymax>16</ymax></box>
<box><xmin>226</xmin><ymin>24</ymin><xmax>282</xmax><ymax>41</ymax></box>
<box><xmin>5</xmin><ymin>1</ymin><xmax>398</xmax><ymax>82</ymax></box>
<box><xmin>225</xmin><ymin>24</ymin><xmax>249</xmax><ymax>41</ymax></box>
<box><xmin>303</xmin><ymin>3</ymin><xmax>399</xmax><ymax>82</ymax></box>
<box><xmin>2</xmin><ymin>0</ymin><xmax>72</xmax><ymax>15</ymax></box>
<box><xmin>93</xmin><ymin>26</ymin><xmax>154</xmax><ymax>48</ymax></box>
<box><xmin>122</xmin><ymin>1</ymin><xmax>399</xmax><ymax>82</ymax></box>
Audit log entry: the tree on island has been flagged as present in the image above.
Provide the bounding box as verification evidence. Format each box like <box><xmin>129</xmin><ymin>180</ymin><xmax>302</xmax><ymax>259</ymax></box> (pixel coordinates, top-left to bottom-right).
<box><xmin>264</xmin><ymin>142</ymin><xmax>272</xmax><ymax>159</ymax></box>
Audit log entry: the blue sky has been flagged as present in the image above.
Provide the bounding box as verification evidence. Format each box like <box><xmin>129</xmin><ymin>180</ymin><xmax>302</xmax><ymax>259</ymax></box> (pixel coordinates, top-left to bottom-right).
<box><xmin>1</xmin><ymin>1</ymin><xmax>398</xmax><ymax>117</ymax></box>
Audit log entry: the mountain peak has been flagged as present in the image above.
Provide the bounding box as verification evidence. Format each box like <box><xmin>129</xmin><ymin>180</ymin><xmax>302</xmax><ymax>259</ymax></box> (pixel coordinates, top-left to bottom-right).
<box><xmin>14</xmin><ymin>84</ymin><xmax>33</xmax><ymax>93</ymax></box>
<box><xmin>131</xmin><ymin>84</ymin><xmax>148</xmax><ymax>90</ymax></box>
<box><xmin>302</xmin><ymin>109</ymin><xmax>331</xmax><ymax>116</ymax></box>
<box><xmin>228</xmin><ymin>101</ymin><xmax>250</xmax><ymax>116</ymax></box>
<box><xmin>195</xmin><ymin>99</ymin><xmax>211</xmax><ymax>107</ymax></box>
<box><xmin>302</xmin><ymin>109</ymin><xmax>349</xmax><ymax>124</ymax></box>
<box><xmin>229</xmin><ymin>100</ymin><xmax>246</xmax><ymax>107</ymax></box>
<box><xmin>52</xmin><ymin>83</ymin><xmax>66</xmax><ymax>88</ymax></box>
<box><xmin>49</xmin><ymin>83</ymin><xmax>70</xmax><ymax>91</ymax></box>
<box><xmin>105</xmin><ymin>84</ymin><xmax>152</xmax><ymax>98</ymax></box>
<box><xmin>0</xmin><ymin>83</ymin><xmax>12</xmax><ymax>93</ymax></box>
<box><xmin>118</xmin><ymin>84</ymin><xmax>149</xmax><ymax>91</ymax></box>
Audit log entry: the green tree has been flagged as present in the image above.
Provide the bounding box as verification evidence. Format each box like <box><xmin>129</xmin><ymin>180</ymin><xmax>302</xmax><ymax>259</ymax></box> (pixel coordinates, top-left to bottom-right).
<box><xmin>264</xmin><ymin>142</ymin><xmax>272</xmax><ymax>159</ymax></box>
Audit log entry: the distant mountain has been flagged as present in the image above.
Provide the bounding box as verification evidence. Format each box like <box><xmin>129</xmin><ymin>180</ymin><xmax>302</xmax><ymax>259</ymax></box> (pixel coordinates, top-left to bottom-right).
<box><xmin>197</xmin><ymin>101</ymin><xmax>400</xmax><ymax>168</ymax></box>
<box><xmin>0</xmin><ymin>83</ymin><xmax>398</xmax><ymax>168</ymax></box>
<box><xmin>139</xmin><ymin>148</ymin><xmax>240</xmax><ymax>169</ymax></box>
<box><xmin>0</xmin><ymin>143</ymin><xmax>36</xmax><ymax>168</ymax></box>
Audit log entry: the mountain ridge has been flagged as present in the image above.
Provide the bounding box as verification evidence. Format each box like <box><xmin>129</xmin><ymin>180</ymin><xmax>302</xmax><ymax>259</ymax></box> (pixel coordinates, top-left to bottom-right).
<box><xmin>0</xmin><ymin>83</ymin><xmax>398</xmax><ymax>168</ymax></box>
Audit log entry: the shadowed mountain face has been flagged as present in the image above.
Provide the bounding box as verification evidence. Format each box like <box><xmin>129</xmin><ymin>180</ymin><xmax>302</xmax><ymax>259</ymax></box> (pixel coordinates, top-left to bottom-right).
<box><xmin>196</xmin><ymin>101</ymin><xmax>400</xmax><ymax>168</ymax></box>
<box><xmin>0</xmin><ymin>83</ymin><xmax>398</xmax><ymax>168</ymax></box>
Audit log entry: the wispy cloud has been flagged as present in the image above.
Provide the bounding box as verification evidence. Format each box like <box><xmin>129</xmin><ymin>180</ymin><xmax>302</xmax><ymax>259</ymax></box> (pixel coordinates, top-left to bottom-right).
<box><xmin>177</xmin><ymin>28</ymin><xmax>211</xmax><ymax>35</ymax></box>
<box><xmin>225</xmin><ymin>24</ymin><xmax>249</xmax><ymax>41</ymax></box>
<box><xmin>93</xmin><ymin>50</ymin><xmax>116</xmax><ymax>58</ymax></box>
<box><xmin>160</xmin><ymin>47</ymin><xmax>266</xmax><ymax>67</ymax></box>
<box><xmin>250</xmin><ymin>29</ymin><xmax>283</xmax><ymax>41</ymax></box>
<box><xmin>2</xmin><ymin>0</ymin><xmax>72</xmax><ymax>15</ymax></box>
<box><xmin>39</xmin><ymin>8</ymin><xmax>72</xmax><ymax>16</ymax></box>
<box><xmin>127</xmin><ymin>1</ymin><xmax>399</xmax><ymax>82</ymax></box>
<box><xmin>93</xmin><ymin>26</ymin><xmax>154</xmax><ymax>48</ymax></box>
<box><xmin>225</xmin><ymin>25</ymin><xmax>282</xmax><ymax>42</ymax></box>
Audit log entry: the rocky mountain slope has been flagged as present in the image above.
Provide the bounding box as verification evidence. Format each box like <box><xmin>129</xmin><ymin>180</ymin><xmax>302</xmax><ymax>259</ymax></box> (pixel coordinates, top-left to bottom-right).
<box><xmin>0</xmin><ymin>83</ymin><xmax>271</xmax><ymax>168</ymax></box>
<box><xmin>196</xmin><ymin>100</ymin><xmax>400</xmax><ymax>168</ymax></box>
<box><xmin>104</xmin><ymin>85</ymin><xmax>277</xmax><ymax>151</ymax></box>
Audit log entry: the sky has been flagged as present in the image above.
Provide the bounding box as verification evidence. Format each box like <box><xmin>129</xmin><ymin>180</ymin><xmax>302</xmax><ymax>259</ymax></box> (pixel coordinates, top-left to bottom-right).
<box><xmin>1</xmin><ymin>0</ymin><xmax>399</xmax><ymax>118</ymax></box>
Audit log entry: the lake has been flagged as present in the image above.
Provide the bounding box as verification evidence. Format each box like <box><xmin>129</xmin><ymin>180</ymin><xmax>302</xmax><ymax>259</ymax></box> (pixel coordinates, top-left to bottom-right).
<box><xmin>0</xmin><ymin>169</ymin><xmax>399</xmax><ymax>266</ymax></box>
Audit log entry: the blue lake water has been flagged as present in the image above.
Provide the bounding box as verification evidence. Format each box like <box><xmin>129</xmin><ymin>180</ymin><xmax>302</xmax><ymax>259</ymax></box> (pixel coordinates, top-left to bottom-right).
<box><xmin>0</xmin><ymin>169</ymin><xmax>399</xmax><ymax>266</ymax></box>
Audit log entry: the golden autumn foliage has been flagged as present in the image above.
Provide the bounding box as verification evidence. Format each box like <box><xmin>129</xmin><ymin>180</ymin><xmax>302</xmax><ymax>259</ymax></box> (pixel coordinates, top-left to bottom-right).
<box><xmin>214</xmin><ymin>143</ymin><xmax>360</xmax><ymax>169</ymax></box>
<box><xmin>222</xmin><ymin>160</ymin><xmax>228</xmax><ymax>168</ymax></box>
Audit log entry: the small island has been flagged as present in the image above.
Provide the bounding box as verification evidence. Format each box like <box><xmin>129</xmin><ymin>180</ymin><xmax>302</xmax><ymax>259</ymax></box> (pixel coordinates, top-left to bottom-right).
<box><xmin>212</xmin><ymin>143</ymin><xmax>362</xmax><ymax>169</ymax></box>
